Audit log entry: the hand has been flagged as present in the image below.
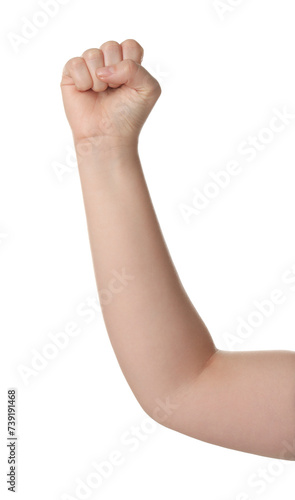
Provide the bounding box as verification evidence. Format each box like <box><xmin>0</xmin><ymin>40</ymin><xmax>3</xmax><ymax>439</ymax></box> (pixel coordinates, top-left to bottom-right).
<box><xmin>60</xmin><ymin>39</ymin><xmax>161</xmax><ymax>150</ymax></box>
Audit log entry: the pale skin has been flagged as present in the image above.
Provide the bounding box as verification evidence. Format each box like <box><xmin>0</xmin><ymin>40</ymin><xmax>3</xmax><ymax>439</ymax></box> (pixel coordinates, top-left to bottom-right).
<box><xmin>60</xmin><ymin>39</ymin><xmax>295</xmax><ymax>461</ymax></box>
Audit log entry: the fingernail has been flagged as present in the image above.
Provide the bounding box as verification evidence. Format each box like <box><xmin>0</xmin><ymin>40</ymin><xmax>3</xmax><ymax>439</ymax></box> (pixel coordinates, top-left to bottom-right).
<box><xmin>96</xmin><ymin>66</ymin><xmax>115</xmax><ymax>78</ymax></box>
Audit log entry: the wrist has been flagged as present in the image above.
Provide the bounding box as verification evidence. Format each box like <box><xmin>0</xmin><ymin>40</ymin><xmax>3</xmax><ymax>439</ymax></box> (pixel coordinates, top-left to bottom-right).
<box><xmin>74</xmin><ymin>136</ymin><xmax>141</xmax><ymax>186</ymax></box>
<box><xmin>74</xmin><ymin>136</ymin><xmax>139</xmax><ymax>163</ymax></box>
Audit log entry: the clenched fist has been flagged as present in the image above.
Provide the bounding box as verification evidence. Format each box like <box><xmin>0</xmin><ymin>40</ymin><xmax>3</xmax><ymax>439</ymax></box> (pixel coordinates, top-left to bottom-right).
<box><xmin>60</xmin><ymin>39</ymin><xmax>161</xmax><ymax>150</ymax></box>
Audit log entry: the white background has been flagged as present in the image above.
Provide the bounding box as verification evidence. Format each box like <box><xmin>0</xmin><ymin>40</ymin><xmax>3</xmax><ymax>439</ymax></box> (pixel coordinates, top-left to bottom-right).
<box><xmin>1</xmin><ymin>0</ymin><xmax>295</xmax><ymax>498</ymax></box>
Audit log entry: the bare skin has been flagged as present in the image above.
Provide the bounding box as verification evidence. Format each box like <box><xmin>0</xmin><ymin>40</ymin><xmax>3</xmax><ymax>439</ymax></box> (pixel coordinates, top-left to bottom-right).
<box><xmin>60</xmin><ymin>39</ymin><xmax>295</xmax><ymax>461</ymax></box>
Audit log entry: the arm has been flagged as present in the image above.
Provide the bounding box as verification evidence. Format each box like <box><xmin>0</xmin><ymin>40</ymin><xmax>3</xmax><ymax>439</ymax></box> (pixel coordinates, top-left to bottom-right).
<box><xmin>60</xmin><ymin>39</ymin><xmax>295</xmax><ymax>461</ymax></box>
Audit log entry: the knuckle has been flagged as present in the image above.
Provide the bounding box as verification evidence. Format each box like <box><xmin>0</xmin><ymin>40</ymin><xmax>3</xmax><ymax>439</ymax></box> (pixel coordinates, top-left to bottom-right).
<box><xmin>61</xmin><ymin>63</ymin><xmax>70</xmax><ymax>78</ymax></box>
<box><xmin>82</xmin><ymin>48</ymin><xmax>102</xmax><ymax>60</ymax></box>
<box><xmin>121</xmin><ymin>39</ymin><xmax>144</xmax><ymax>61</ymax></box>
<box><xmin>121</xmin><ymin>38</ymin><xmax>142</xmax><ymax>49</ymax></box>
<box><xmin>69</xmin><ymin>56</ymin><xmax>85</xmax><ymax>69</ymax></box>
<box><xmin>100</xmin><ymin>40</ymin><xmax>120</xmax><ymax>50</ymax></box>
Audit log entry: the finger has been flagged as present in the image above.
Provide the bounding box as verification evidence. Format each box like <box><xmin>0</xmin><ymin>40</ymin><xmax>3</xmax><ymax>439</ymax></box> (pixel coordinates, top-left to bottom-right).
<box><xmin>61</xmin><ymin>57</ymin><xmax>93</xmax><ymax>91</ymax></box>
<box><xmin>121</xmin><ymin>39</ymin><xmax>144</xmax><ymax>64</ymax></box>
<box><xmin>96</xmin><ymin>59</ymin><xmax>161</xmax><ymax>98</ymax></box>
<box><xmin>99</xmin><ymin>41</ymin><xmax>123</xmax><ymax>88</ymax></box>
<box><xmin>99</xmin><ymin>40</ymin><xmax>122</xmax><ymax>66</ymax></box>
<box><xmin>81</xmin><ymin>48</ymin><xmax>108</xmax><ymax>92</ymax></box>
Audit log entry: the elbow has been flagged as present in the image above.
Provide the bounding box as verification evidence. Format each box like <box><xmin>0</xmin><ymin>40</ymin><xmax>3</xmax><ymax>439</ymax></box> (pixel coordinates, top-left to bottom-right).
<box><xmin>141</xmin><ymin>351</ymin><xmax>221</xmax><ymax>429</ymax></box>
<box><xmin>140</xmin><ymin>396</ymin><xmax>181</xmax><ymax>428</ymax></box>
<box><xmin>141</xmin><ymin>384</ymin><xmax>196</xmax><ymax>431</ymax></box>
<box><xmin>136</xmin><ymin>388</ymin><xmax>185</xmax><ymax>430</ymax></box>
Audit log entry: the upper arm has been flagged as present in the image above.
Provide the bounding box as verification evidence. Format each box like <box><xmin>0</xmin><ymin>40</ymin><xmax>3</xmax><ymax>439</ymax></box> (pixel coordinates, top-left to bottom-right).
<box><xmin>153</xmin><ymin>349</ymin><xmax>295</xmax><ymax>460</ymax></box>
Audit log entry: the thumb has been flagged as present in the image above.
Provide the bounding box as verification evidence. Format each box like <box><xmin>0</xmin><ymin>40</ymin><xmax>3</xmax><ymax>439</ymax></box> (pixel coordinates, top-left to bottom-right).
<box><xmin>96</xmin><ymin>59</ymin><xmax>161</xmax><ymax>98</ymax></box>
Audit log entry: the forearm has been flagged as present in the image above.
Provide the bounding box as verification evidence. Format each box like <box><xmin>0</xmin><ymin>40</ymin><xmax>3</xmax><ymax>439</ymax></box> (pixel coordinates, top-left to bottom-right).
<box><xmin>76</xmin><ymin>141</ymin><xmax>217</xmax><ymax>415</ymax></box>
